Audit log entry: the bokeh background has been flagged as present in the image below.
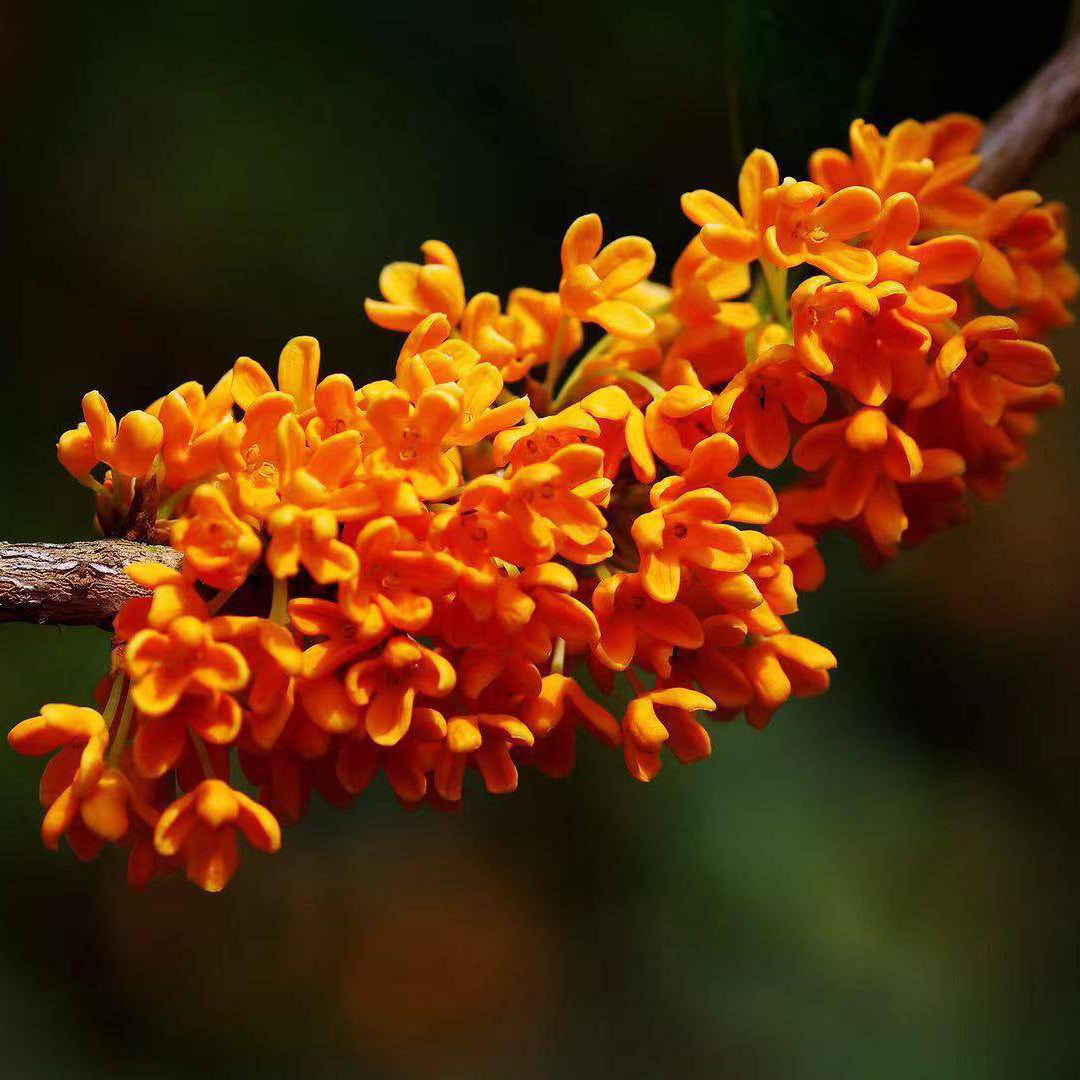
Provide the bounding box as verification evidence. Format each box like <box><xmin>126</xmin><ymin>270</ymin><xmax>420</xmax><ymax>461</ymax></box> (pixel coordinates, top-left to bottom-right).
<box><xmin>1</xmin><ymin>2</ymin><xmax>1079</xmax><ymax>1076</ymax></box>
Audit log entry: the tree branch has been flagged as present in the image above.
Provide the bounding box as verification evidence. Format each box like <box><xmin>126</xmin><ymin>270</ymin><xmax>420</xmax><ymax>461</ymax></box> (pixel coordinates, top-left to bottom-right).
<box><xmin>2</xmin><ymin>34</ymin><xmax>1079</xmax><ymax>630</ymax></box>
<box><xmin>973</xmin><ymin>31</ymin><xmax>1080</xmax><ymax>196</ymax></box>
<box><xmin>0</xmin><ymin>540</ymin><xmax>182</xmax><ymax>628</ymax></box>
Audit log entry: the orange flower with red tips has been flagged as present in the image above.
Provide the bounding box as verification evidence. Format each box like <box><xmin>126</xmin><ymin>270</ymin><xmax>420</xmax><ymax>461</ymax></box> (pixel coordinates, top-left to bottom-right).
<box><xmin>154</xmin><ymin>779</ymin><xmax>281</xmax><ymax>892</ymax></box>
<box><xmin>559</xmin><ymin>213</ymin><xmax>657</xmax><ymax>339</ymax></box>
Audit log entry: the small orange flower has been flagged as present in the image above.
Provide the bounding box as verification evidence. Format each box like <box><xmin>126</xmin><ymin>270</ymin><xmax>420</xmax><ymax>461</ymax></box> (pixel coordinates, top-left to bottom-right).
<box><xmin>868</xmin><ymin>192</ymin><xmax>981</xmax><ymax>324</ymax></box>
<box><xmin>810</xmin><ymin>116</ymin><xmax>982</xmax><ymax>212</ymax></box>
<box><xmin>131</xmin><ymin>692</ymin><xmax>241</xmax><ymax>779</ymax></box>
<box><xmin>632</xmin><ymin>488</ymin><xmax>752</xmax><ymax>603</ymax></box>
<box><xmin>591</xmin><ymin>572</ymin><xmax>703</xmax><ymax>671</ymax></box>
<box><xmin>9</xmin><ymin>704</ymin><xmax>108</xmax><ymax>796</ymax></box>
<box><xmin>126</xmin><ymin>616</ymin><xmax>250</xmax><ymax>716</ymax></box>
<box><xmin>171</xmin><ymin>484</ymin><xmax>261</xmax><ymax>589</ymax></box>
<box><xmin>232</xmin><ymin>335</ymin><xmax>321</xmax><ymax>414</ymax></box>
<box><xmin>154</xmin><ymin>779</ymin><xmax>281</xmax><ymax>893</ymax></box>
<box><xmin>762</xmin><ymin>179</ymin><xmax>881</xmax><ymax>283</ymax></box>
<box><xmin>336</xmin><ymin>709</ymin><xmax>446</xmax><ymax>805</ymax></box>
<box><xmin>558</xmin><ymin>213</ymin><xmax>657</xmax><ymax>339</ymax></box>
<box><xmin>738</xmin><ymin>633</ymin><xmax>837</xmax><ymax>730</ymax></box>
<box><xmin>713</xmin><ymin>332</ymin><xmax>827</xmax><ymax>468</ymax></box>
<box><xmin>670</xmin><ymin>236</ymin><xmax>754</xmax><ymax>328</ymax></box>
<box><xmin>364</xmin><ymin>386</ymin><xmax>462</xmax><ymax>500</ymax></box>
<box><xmin>345</xmin><ymin>636</ymin><xmax>456</xmax><ymax>747</ymax></box>
<box><xmin>152</xmin><ymin>376</ymin><xmax>241</xmax><ymax>487</ymax></box>
<box><xmin>212</xmin><ymin>615</ymin><xmax>302</xmax><ymax>748</ymax></box>
<box><xmin>428</xmin><ymin>476</ymin><xmax>537</xmax><ymax>578</ymax></box>
<box><xmin>364</xmin><ymin>240</ymin><xmax>466</xmax><ymax>332</ymax></box>
<box><xmin>339</xmin><ymin>516</ymin><xmax>458</xmax><ymax>636</ymax></box>
<box><xmin>9</xmin><ymin>703</ymin><xmax>160</xmax><ymax>856</ymax></box>
<box><xmin>682</xmin><ymin>149</ymin><xmax>781</xmax><ymax>266</ymax></box>
<box><xmin>943</xmin><ymin>191</ymin><xmax>1059</xmax><ymax>310</ymax></box>
<box><xmin>394</xmin><ymin>312</ymin><xmax>478</xmax><ymax>390</ymax></box>
<box><xmin>650</xmin><ymin>433</ymin><xmax>778</xmax><ymax>524</ymax></box>
<box><xmin>289</xmin><ymin>597</ymin><xmax>383</xmax><ymax>680</ymax></box>
<box><xmin>60</xmin><ymin>392</ymin><xmax>165</xmax><ymax>480</ymax></box>
<box><xmin>457</xmin><ymin>292</ymin><xmax>524</xmax><ymax>377</ymax></box>
<box><xmin>576</xmin><ymin>386</ymin><xmax>656</xmax><ymax>483</ymax></box>
<box><xmin>793</xmin><ymin>407</ymin><xmax>964</xmax><ymax>554</ymax></box>
<box><xmin>436</xmin><ymin>710</ymin><xmax>534</xmax><ymax>798</ymax></box>
<box><xmin>789</xmin><ymin>275</ymin><xmax>930</xmax><ymax>408</ymax></box>
<box><xmin>305</xmin><ymin>373</ymin><xmax>363</xmax><ymax>444</ymax></box>
<box><xmin>265</xmin><ymin>504</ymin><xmax>359</xmax><ymax>584</ymax></box>
<box><xmin>643</xmin><ymin>384</ymin><xmax>716</xmax><ymax>469</ymax></box>
<box><xmin>914</xmin><ymin>316</ymin><xmax>1059</xmax><ymax>424</ymax></box>
<box><xmin>506</xmin><ymin>443</ymin><xmax>613</xmax><ymax>565</ymax></box>
<box><xmin>493</xmin><ymin>404</ymin><xmax>600</xmax><ymax>469</ymax></box>
<box><xmin>622</xmin><ymin>687</ymin><xmax>716</xmax><ymax>782</ymax></box>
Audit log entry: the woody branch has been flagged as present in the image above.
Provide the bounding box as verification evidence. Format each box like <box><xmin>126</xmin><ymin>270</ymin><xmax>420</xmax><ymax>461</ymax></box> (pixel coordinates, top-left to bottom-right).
<box><xmin>1</xmin><ymin>32</ymin><xmax>1078</xmax><ymax>630</ymax></box>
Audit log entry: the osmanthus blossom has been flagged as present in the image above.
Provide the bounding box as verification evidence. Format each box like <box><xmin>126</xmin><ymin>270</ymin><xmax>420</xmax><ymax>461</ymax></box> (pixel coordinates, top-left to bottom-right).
<box><xmin>15</xmin><ymin>110</ymin><xmax>1071</xmax><ymax>890</ymax></box>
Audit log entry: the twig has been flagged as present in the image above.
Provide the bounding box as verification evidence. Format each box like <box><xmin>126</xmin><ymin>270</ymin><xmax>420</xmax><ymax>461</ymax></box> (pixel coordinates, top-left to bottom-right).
<box><xmin>973</xmin><ymin>31</ymin><xmax>1080</xmax><ymax>196</ymax></box>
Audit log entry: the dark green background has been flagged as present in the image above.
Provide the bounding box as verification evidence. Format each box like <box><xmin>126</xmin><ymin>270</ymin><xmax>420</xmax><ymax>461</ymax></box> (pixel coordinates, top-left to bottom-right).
<box><xmin>2</xmin><ymin>2</ymin><xmax>1079</xmax><ymax>1076</ymax></box>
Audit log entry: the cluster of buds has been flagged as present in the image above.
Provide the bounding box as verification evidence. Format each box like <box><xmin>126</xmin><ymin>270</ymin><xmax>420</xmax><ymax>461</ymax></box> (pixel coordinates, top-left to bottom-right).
<box><xmin>11</xmin><ymin>114</ymin><xmax>1071</xmax><ymax>891</ymax></box>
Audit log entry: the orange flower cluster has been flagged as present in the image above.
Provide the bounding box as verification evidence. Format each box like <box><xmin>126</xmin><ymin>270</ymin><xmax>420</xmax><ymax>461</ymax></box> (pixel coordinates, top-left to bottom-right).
<box><xmin>13</xmin><ymin>114</ymin><xmax>1071</xmax><ymax>891</ymax></box>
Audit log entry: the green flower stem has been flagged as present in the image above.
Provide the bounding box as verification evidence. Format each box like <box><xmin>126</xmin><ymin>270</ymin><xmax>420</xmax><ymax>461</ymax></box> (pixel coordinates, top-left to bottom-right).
<box><xmin>107</xmin><ymin>690</ymin><xmax>136</xmax><ymax>766</ymax></box>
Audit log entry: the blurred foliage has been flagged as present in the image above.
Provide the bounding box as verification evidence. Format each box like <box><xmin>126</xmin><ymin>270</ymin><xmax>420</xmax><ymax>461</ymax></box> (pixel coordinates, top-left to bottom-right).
<box><xmin>1</xmin><ymin>2</ymin><xmax>1079</xmax><ymax>1076</ymax></box>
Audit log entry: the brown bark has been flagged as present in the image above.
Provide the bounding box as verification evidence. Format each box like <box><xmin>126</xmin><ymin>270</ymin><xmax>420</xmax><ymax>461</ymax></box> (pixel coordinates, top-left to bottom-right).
<box><xmin>0</xmin><ymin>540</ymin><xmax>182</xmax><ymax>628</ymax></box>
<box><xmin>973</xmin><ymin>32</ymin><xmax>1080</xmax><ymax>195</ymax></box>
